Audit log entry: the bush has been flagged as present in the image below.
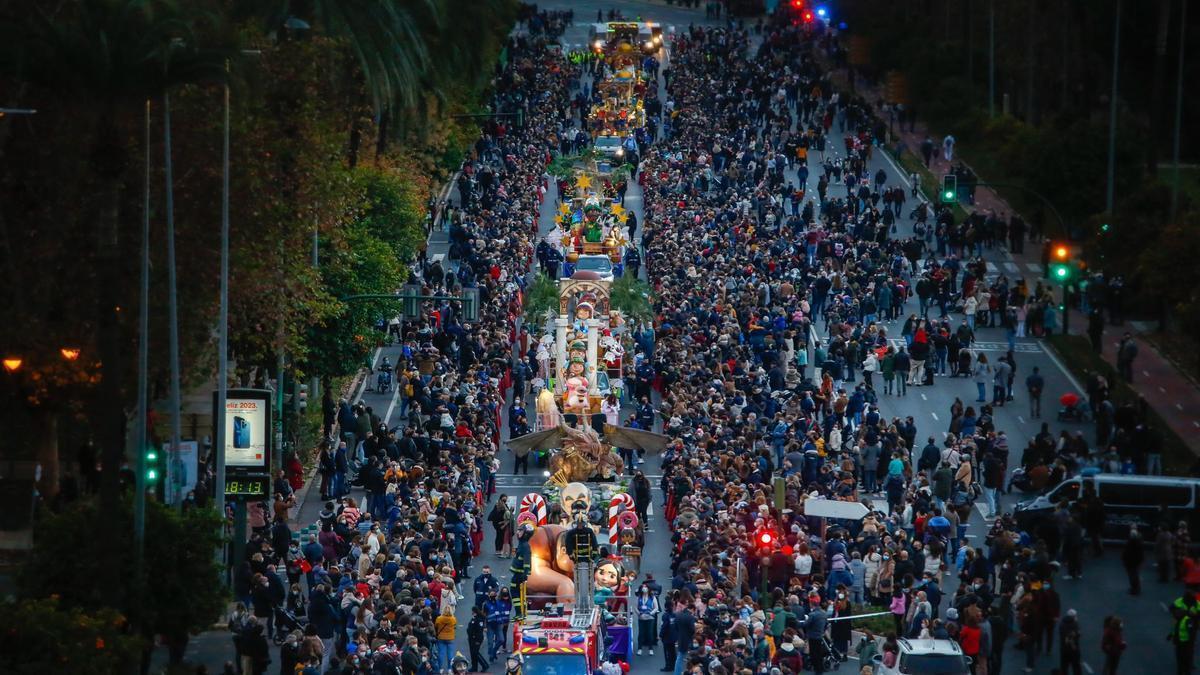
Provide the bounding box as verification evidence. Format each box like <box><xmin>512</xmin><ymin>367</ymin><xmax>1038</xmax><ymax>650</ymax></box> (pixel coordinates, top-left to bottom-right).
<box><xmin>20</xmin><ymin>498</ymin><xmax>226</xmax><ymax>664</ymax></box>
<box><xmin>0</xmin><ymin>598</ymin><xmax>144</xmax><ymax>674</ymax></box>
<box><xmin>850</xmin><ymin>606</ymin><xmax>896</xmax><ymax>635</ymax></box>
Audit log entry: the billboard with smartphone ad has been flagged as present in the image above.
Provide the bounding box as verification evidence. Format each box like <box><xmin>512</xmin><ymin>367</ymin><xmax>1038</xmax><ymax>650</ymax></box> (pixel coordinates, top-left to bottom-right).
<box><xmin>214</xmin><ymin>389</ymin><xmax>271</xmax><ymax>471</ymax></box>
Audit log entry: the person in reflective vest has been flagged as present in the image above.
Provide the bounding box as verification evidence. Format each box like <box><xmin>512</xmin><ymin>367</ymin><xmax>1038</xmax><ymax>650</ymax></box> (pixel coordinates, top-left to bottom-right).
<box><xmin>1171</xmin><ymin>588</ymin><xmax>1200</xmax><ymax>675</ymax></box>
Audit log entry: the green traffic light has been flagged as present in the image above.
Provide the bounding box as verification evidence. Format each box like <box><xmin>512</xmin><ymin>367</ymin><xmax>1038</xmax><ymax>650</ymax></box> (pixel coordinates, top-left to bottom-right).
<box><xmin>1054</xmin><ymin>266</ymin><xmax>1069</xmax><ymax>279</ymax></box>
<box><xmin>943</xmin><ymin>190</ymin><xmax>955</xmax><ymax>200</ymax></box>
<box><xmin>146</xmin><ymin>450</ymin><xmax>157</xmax><ymax>461</ymax></box>
<box><xmin>1100</xmin><ymin>223</ymin><xmax>1111</xmax><ymax>233</ymax></box>
<box><xmin>147</xmin><ymin>469</ymin><xmax>158</xmax><ymax>480</ymax></box>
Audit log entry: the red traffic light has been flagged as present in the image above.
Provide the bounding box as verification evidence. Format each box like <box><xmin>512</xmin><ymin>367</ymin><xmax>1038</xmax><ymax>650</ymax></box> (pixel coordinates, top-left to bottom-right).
<box><xmin>758</xmin><ymin>531</ymin><xmax>774</xmax><ymax>546</ymax></box>
<box><xmin>791</xmin><ymin>0</ymin><xmax>803</xmax><ymax>8</ymax></box>
<box><xmin>802</xmin><ymin>10</ymin><xmax>814</xmax><ymax>21</ymax></box>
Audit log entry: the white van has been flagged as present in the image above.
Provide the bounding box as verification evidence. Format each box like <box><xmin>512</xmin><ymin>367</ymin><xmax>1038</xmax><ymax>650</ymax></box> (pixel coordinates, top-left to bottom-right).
<box><xmin>1013</xmin><ymin>472</ymin><xmax>1200</xmax><ymax>541</ymax></box>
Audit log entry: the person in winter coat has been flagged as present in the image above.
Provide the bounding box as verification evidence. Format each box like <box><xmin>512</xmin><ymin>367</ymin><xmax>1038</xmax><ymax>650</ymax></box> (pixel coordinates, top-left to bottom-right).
<box><xmin>636</xmin><ymin>584</ymin><xmax>662</xmax><ymax>655</ymax></box>
<box><xmin>1122</xmin><ymin>527</ymin><xmax>1145</xmax><ymax>595</ymax></box>
<box><xmin>306</xmin><ymin>585</ymin><xmax>338</xmax><ymax>672</ymax></box>
<box><xmin>1059</xmin><ymin>609</ymin><xmax>1082</xmax><ymax>675</ymax></box>
<box><xmin>240</xmin><ymin>621</ymin><xmax>271</xmax><ymax>675</ymax></box>
<box><xmin>659</xmin><ymin>603</ymin><xmax>677</xmax><ymax>671</ymax></box>
<box><xmin>467</xmin><ymin>606</ymin><xmax>489</xmax><ymax>672</ymax></box>
<box><xmin>862</xmin><ymin>351</ymin><xmax>879</xmax><ymax>390</ymax></box>
<box><xmin>1101</xmin><ymin>615</ymin><xmax>1126</xmax><ymax>675</ymax></box>
<box><xmin>881</xmin><ymin>349</ymin><xmax>896</xmax><ymax>395</ymax></box>
<box><xmin>954</xmin><ymin>453</ymin><xmax>974</xmax><ymax>492</ymax></box>
<box><xmin>972</xmin><ymin>354</ymin><xmax>990</xmax><ymax>403</ymax></box>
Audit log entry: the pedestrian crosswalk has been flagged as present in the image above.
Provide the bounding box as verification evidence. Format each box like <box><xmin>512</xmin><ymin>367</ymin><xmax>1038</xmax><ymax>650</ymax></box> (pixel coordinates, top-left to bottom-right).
<box><xmin>887</xmin><ymin>338</ymin><xmax>1043</xmax><ymax>354</ymax></box>
<box><xmin>986</xmin><ymin>260</ymin><xmax>1031</xmax><ymax>275</ymax></box>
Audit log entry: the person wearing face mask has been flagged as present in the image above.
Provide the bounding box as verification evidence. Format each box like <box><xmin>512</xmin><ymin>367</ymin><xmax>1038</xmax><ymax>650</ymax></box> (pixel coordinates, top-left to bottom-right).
<box><xmin>637</xmin><ymin>584</ymin><xmax>662</xmax><ymax>656</ymax></box>
<box><xmin>831</xmin><ymin>586</ymin><xmax>853</xmax><ymax>659</ymax></box>
<box><xmin>806</xmin><ymin>599</ymin><xmax>831</xmax><ymax>674</ymax></box>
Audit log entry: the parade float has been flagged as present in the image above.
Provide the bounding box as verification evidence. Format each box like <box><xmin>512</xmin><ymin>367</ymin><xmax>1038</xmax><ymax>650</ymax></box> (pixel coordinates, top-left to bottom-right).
<box><xmin>513</xmin><ymin>169</ymin><xmax>663</xmax><ymax>488</ymax></box>
<box><xmin>508</xmin><ymin>482</ymin><xmax>648</xmax><ymax>672</ymax></box>
<box><xmin>506</xmin><ymin>169</ymin><xmax>665</xmax><ymax>670</ymax></box>
<box><xmin>554</xmin><ymin>173</ymin><xmax>629</xmax><ymax>279</ymax></box>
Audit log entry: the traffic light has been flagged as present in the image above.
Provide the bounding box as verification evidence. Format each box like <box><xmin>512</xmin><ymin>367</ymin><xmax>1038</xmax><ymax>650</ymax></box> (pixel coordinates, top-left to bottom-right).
<box><xmin>802</xmin><ymin>9</ymin><xmax>814</xmax><ymax>22</ymax></box>
<box><xmin>1048</xmin><ymin>242</ymin><xmax>1073</xmax><ymax>283</ymax></box>
<box><xmin>940</xmin><ymin>174</ymin><xmax>957</xmax><ymax>204</ymax></box>
<box><xmin>297</xmin><ymin>383</ymin><xmax>309</xmax><ymax>412</ymax></box>
<box><xmin>758</xmin><ymin>531</ymin><xmax>774</xmax><ymax>546</ymax></box>
<box><xmin>145</xmin><ymin>446</ymin><xmax>162</xmax><ymax>494</ymax></box>
<box><xmin>791</xmin><ymin>0</ymin><xmax>803</xmax><ymax>8</ymax></box>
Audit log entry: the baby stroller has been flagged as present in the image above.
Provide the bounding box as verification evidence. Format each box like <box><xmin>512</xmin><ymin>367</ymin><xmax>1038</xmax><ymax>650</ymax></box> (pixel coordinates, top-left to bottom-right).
<box><xmin>1056</xmin><ymin>392</ymin><xmax>1092</xmax><ymax>423</ymax></box>
<box><xmin>813</xmin><ymin>635</ymin><xmax>844</xmax><ymax>672</ymax></box>
<box><xmin>273</xmin><ymin>606</ymin><xmax>308</xmax><ymax>644</ymax></box>
<box><xmin>376</xmin><ymin>368</ymin><xmax>392</xmax><ymax>394</ymax></box>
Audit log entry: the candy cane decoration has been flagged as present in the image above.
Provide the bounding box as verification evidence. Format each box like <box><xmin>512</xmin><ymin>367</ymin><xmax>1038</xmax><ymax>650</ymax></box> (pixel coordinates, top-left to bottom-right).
<box><xmin>609</xmin><ymin>493</ymin><xmax>635</xmax><ymax>546</ymax></box>
<box><xmin>520</xmin><ymin>492</ymin><xmax>548</xmax><ymax>526</ymax></box>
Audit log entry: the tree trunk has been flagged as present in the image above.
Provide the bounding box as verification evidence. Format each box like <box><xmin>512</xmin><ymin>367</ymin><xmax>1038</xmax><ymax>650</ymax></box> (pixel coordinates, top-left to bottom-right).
<box><xmin>1147</xmin><ymin>0</ymin><xmax>1173</xmax><ymax>172</ymax></box>
<box><xmin>33</xmin><ymin>408</ymin><xmax>59</xmax><ymax>501</ymax></box>
<box><xmin>347</xmin><ymin>115</ymin><xmax>361</xmax><ymax>169</ymax></box>
<box><xmin>375</xmin><ymin>107</ymin><xmax>390</xmax><ymax>162</ymax></box>
<box><xmin>91</xmin><ymin>117</ymin><xmax>132</xmax><ymax>610</ymax></box>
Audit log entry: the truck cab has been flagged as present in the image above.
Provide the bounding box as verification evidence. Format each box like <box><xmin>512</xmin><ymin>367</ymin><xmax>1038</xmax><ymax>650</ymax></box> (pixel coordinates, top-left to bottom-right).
<box><xmin>515</xmin><ymin>610</ymin><xmax>603</xmax><ymax>675</ymax></box>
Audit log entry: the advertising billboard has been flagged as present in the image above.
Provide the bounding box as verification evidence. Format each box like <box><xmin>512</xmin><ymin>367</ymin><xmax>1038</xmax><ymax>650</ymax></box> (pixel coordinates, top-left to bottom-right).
<box><xmin>214</xmin><ymin>389</ymin><xmax>272</xmax><ymax>472</ymax></box>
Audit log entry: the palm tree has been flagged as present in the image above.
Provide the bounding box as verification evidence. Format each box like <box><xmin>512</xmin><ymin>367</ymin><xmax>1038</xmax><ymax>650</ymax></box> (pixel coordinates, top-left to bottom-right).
<box><xmin>610</xmin><ymin>274</ymin><xmax>655</xmax><ymax>325</ymax></box>
<box><xmin>524</xmin><ymin>272</ymin><xmax>561</xmax><ymax>328</ymax></box>
<box><xmin>255</xmin><ymin>0</ymin><xmax>440</xmax><ymax>114</ymax></box>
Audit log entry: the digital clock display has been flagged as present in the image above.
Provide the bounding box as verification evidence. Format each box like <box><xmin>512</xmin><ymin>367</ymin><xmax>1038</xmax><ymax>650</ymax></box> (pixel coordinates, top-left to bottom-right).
<box><xmin>225</xmin><ymin>477</ymin><xmax>268</xmax><ymax>498</ymax></box>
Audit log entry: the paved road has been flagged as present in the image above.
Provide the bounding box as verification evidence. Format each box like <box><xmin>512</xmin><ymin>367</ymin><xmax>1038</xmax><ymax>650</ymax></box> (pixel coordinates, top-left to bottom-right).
<box><xmin>155</xmin><ymin>3</ymin><xmax>1183</xmax><ymax>674</ymax></box>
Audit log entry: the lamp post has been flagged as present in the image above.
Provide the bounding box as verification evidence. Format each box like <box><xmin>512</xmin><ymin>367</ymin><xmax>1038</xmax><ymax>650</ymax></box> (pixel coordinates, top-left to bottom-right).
<box><xmin>215</xmin><ymin>61</ymin><xmax>231</xmax><ymax>576</ymax></box>
<box><xmin>215</xmin><ymin>49</ymin><xmax>261</xmax><ymax>578</ymax></box>
<box><xmin>135</xmin><ymin>99</ymin><xmax>151</xmax><ymax>561</ymax></box>
<box><xmin>163</xmin><ymin>91</ymin><xmax>184</xmax><ymax>508</ymax></box>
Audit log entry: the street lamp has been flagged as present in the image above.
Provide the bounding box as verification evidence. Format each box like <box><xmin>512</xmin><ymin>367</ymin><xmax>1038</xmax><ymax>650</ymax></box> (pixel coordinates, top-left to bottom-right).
<box><xmin>2</xmin><ymin>357</ymin><xmax>21</xmax><ymax>372</ymax></box>
<box><xmin>60</xmin><ymin>348</ymin><xmax>80</xmax><ymax>361</ymax></box>
<box><xmin>0</xmin><ymin>108</ymin><xmax>37</xmax><ymax>117</ymax></box>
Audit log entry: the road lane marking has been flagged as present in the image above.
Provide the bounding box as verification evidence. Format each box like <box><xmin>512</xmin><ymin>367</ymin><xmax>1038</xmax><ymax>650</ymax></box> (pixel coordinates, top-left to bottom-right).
<box><xmin>1144</xmin><ymin>370</ymin><xmax>1151</xmax><ymax>377</ymax></box>
<box><xmin>931</xmin><ymin>412</ymin><xmax>939</xmax><ymax>420</ymax></box>
<box><xmin>1004</xmin><ymin>261</ymin><xmax>1020</xmax><ymax>273</ymax></box>
<box><xmin>921</xmin><ymin>393</ymin><xmax>927</xmax><ymax>400</ymax></box>
<box><xmin>1026</xmin><ymin>262</ymin><xmax>1043</xmax><ymax>272</ymax></box>
<box><xmin>1177</xmin><ymin>403</ymin><xmax>1184</xmax><ymax>411</ymax></box>
<box><xmin>1040</xmin><ymin>336</ymin><xmax>1087</xmax><ymax>394</ymax></box>
<box><xmin>1160</xmin><ymin>386</ymin><xmax>1167</xmax><ymax>393</ymax></box>
<box><xmin>383</xmin><ymin>383</ymin><xmax>400</xmax><ymax>425</ymax></box>
<box><xmin>1017</xmin><ymin>416</ymin><xmax>1025</xmax><ymax>424</ymax></box>
<box><xmin>1083</xmin><ymin>663</ymin><xmax>1094</xmax><ymax>674</ymax></box>
<box><xmin>1193</xmin><ymin>421</ymin><xmax>1199</xmax><ymax>428</ymax></box>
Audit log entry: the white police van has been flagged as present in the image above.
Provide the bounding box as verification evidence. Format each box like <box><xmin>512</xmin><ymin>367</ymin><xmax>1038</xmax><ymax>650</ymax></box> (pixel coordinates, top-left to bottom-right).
<box><xmin>1013</xmin><ymin>471</ymin><xmax>1200</xmax><ymax>541</ymax></box>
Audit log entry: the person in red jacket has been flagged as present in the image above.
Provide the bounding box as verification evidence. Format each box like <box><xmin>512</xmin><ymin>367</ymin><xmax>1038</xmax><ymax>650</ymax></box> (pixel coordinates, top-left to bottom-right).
<box><xmin>957</xmin><ymin>615</ymin><xmax>982</xmax><ymax>668</ymax></box>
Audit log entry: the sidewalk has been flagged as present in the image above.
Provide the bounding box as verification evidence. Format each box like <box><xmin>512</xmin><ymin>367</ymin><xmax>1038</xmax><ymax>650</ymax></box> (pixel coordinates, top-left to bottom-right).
<box><xmin>829</xmin><ymin>62</ymin><xmax>1200</xmax><ymax>459</ymax></box>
